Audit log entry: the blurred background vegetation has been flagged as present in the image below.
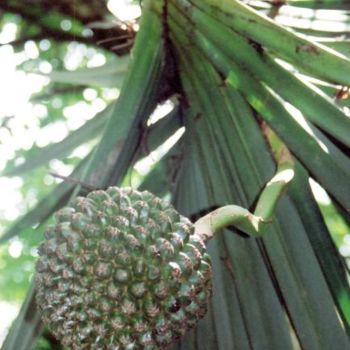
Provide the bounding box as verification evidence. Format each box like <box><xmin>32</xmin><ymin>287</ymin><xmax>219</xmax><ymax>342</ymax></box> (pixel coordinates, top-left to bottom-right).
<box><xmin>0</xmin><ymin>1</ymin><xmax>142</xmax><ymax>344</ymax></box>
<box><xmin>0</xmin><ymin>0</ymin><xmax>349</xmax><ymax>348</ymax></box>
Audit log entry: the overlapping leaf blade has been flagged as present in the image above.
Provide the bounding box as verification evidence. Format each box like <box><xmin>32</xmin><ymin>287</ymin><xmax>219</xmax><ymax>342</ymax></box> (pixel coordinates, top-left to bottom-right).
<box><xmin>76</xmin><ymin>1</ymin><xmax>165</xmax><ymax>190</ymax></box>
<box><xmin>1</xmin><ymin>284</ymin><xmax>43</xmax><ymax>350</ymax></box>
<box><xmin>290</xmin><ymin>163</ymin><xmax>350</xmax><ymax>332</ymax></box>
<box><xmin>170</xmin><ymin>54</ymin><xmax>294</xmax><ymax>349</ymax></box>
<box><xmin>2</xmin><ymin>0</ymin><xmax>350</xmax><ymax>349</ymax></box>
<box><xmin>41</xmin><ymin>56</ymin><xmax>129</xmax><ymax>88</ymax></box>
<box><xmin>0</xmin><ymin>156</ymin><xmax>90</xmax><ymax>244</ymax></box>
<box><xmin>3</xmin><ymin>103</ymin><xmax>114</xmax><ymax>177</ymax></box>
<box><xmin>163</xmin><ymin>0</ymin><xmax>350</xmax><ymax>213</ymax></box>
<box><xmin>285</xmin><ymin>0</ymin><xmax>350</xmax><ymax>10</ymax></box>
<box><xmin>168</xmin><ymin>39</ymin><xmax>349</xmax><ymax>349</ymax></box>
<box><xmin>185</xmin><ymin>0</ymin><xmax>350</xmax><ymax>85</ymax></box>
<box><xmin>2</xmin><ymin>2</ymin><xmax>167</xmax><ymax>348</ymax></box>
<box><xmin>173</xmin><ymin>6</ymin><xmax>350</xmax><ymax>147</ymax></box>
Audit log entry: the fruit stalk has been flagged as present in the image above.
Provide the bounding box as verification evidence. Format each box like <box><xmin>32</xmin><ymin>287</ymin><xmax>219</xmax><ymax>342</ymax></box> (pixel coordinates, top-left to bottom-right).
<box><xmin>163</xmin><ymin>15</ymin><xmax>295</xmax><ymax>240</ymax></box>
<box><xmin>194</xmin><ymin>155</ymin><xmax>294</xmax><ymax>241</ymax></box>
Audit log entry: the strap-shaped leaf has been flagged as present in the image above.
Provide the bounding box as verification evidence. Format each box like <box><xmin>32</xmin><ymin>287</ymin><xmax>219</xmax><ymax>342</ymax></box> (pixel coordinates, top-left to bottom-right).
<box><xmin>40</xmin><ymin>56</ymin><xmax>129</xmax><ymax>88</ymax></box>
<box><xmin>184</xmin><ymin>33</ymin><xmax>350</xmax><ymax>213</ymax></box>
<box><xmin>168</xmin><ymin>27</ymin><xmax>349</xmax><ymax>348</ymax></box>
<box><xmin>171</xmin><ymin>6</ymin><xmax>350</xmax><ymax>148</ymax></box>
<box><xmin>181</xmin><ymin>0</ymin><xmax>350</xmax><ymax>85</ymax></box>
<box><xmin>78</xmin><ymin>0</ymin><xmax>165</xmax><ymax>190</ymax></box>
<box><xmin>4</xmin><ymin>1</ymin><xmax>350</xmax><ymax>350</ymax></box>
<box><xmin>172</xmin><ymin>41</ymin><xmax>295</xmax><ymax>350</ymax></box>
<box><xmin>0</xmin><ymin>284</ymin><xmax>43</xmax><ymax>350</ymax></box>
<box><xmin>290</xmin><ymin>162</ymin><xmax>350</xmax><ymax>333</ymax></box>
<box><xmin>285</xmin><ymin>0</ymin><xmax>350</xmax><ymax>9</ymax></box>
<box><xmin>3</xmin><ymin>103</ymin><xmax>114</xmax><ymax>177</ymax></box>
<box><xmin>164</xmin><ymin>3</ymin><xmax>350</xmax><ymax>214</ymax></box>
<box><xmin>0</xmin><ymin>156</ymin><xmax>89</xmax><ymax>244</ymax></box>
<box><xmin>0</xmin><ymin>105</ymin><xmax>182</xmax><ymax>244</ymax></box>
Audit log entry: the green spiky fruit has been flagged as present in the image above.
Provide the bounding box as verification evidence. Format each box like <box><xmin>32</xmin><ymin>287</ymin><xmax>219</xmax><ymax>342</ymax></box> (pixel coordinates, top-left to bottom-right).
<box><xmin>35</xmin><ymin>187</ymin><xmax>212</xmax><ymax>349</ymax></box>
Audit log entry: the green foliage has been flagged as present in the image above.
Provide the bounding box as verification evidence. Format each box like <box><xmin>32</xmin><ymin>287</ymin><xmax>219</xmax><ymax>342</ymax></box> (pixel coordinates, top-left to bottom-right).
<box><xmin>0</xmin><ymin>0</ymin><xmax>350</xmax><ymax>349</ymax></box>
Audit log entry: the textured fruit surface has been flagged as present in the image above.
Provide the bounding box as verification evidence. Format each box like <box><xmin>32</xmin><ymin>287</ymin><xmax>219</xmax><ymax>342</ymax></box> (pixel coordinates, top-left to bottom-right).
<box><xmin>35</xmin><ymin>187</ymin><xmax>212</xmax><ymax>349</ymax></box>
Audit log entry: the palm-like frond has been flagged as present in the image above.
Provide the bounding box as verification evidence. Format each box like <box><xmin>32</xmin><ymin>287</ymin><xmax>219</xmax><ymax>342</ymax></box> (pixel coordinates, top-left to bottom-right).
<box><xmin>1</xmin><ymin>0</ymin><xmax>350</xmax><ymax>349</ymax></box>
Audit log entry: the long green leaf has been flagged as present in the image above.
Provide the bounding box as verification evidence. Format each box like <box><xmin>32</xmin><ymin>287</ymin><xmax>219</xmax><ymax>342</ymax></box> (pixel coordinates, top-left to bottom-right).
<box><xmin>173</xmin><ymin>25</ymin><xmax>350</xmax><ymax>213</ymax></box>
<box><xmin>286</xmin><ymin>0</ymin><xmax>350</xmax><ymax>9</ymax></box>
<box><xmin>182</xmin><ymin>0</ymin><xmax>350</xmax><ymax>85</ymax></box>
<box><xmin>1</xmin><ymin>110</ymin><xmax>183</xmax><ymax>350</ymax></box>
<box><xmin>290</xmin><ymin>162</ymin><xmax>350</xmax><ymax>332</ymax></box>
<box><xmin>169</xmin><ymin>24</ymin><xmax>349</xmax><ymax>348</ymax></box>
<box><xmin>171</xmin><ymin>36</ymin><xmax>295</xmax><ymax>350</ymax></box>
<box><xmin>78</xmin><ymin>0</ymin><xmax>164</xmax><ymax>190</ymax></box>
<box><xmin>0</xmin><ymin>156</ymin><xmax>90</xmax><ymax>244</ymax></box>
<box><xmin>41</xmin><ymin>57</ymin><xmax>129</xmax><ymax>88</ymax></box>
<box><xmin>5</xmin><ymin>2</ymin><xmax>350</xmax><ymax>350</ymax></box>
<box><xmin>1</xmin><ymin>284</ymin><xmax>43</xmax><ymax>350</ymax></box>
<box><xmin>317</xmin><ymin>39</ymin><xmax>350</xmax><ymax>58</ymax></box>
<box><xmin>165</xmin><ymin>3</ymin><xmax>350</xmax><ymax>182</ymax></box>
<box><xmin>3</xmin><ymin>103</ymin><xmax>114</xmax><ymax>177</ymax></box>
<box><xmin>171</xmin><ymin>5</ymin><xmax>350</xmax><ymax>148</ymax></box>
